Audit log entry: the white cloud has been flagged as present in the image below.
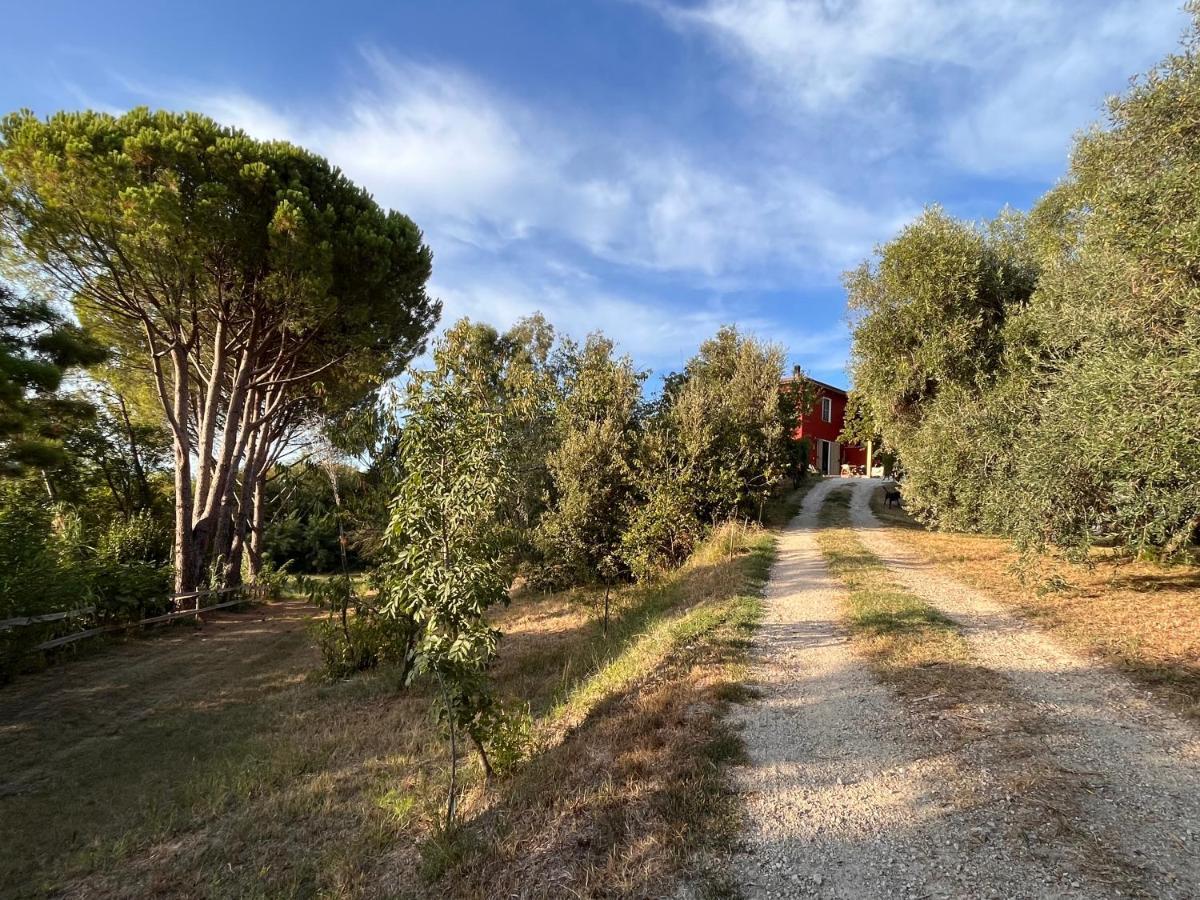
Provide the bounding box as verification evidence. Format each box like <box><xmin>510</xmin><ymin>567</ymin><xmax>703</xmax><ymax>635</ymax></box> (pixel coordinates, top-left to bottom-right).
<box><xmin>111</xmin><ymin>46</ymin><xmax>923</xmax><ymax>378</ymax></box>
<box><xmin>432</xmin><ymin>267</ymin><xmax>850</xmax><ymax>376</ymax></box>
<box><xmin>940</xmin><ymin>3</ymin><xmax>1188</xmax><ymax>174</ymax></box>
<box><xmin>188</xmin><ymin>52</ymin><xmax>904</xmax><ymax>283</ymax></box>
<box><xmin>654</xmin><ymin>0</ymin><xmax>1188</xmax><ymax>176</ymax></box>
<box><xmin>659</xmin><ymin>0</ymin><xmax>1041</xmax><ymax>109</ymax></box>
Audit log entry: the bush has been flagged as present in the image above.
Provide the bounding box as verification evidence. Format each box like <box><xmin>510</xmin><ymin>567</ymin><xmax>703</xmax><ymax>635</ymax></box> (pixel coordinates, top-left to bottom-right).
<box><xmin>91</xmin><ymin>512</ymin><xmax>172</xmax><ymax>620</ymax></box>
<box><xmin>305</xmin><ymin>576</ymin><xmax>419</xmax><ymax>679</ymax></box>
<box><xmin>311</xmin><ymin>612</ymin><xmax>393</xmax><ymax>677</ymax></box>
<box><xmin>254</xmin><ymin>559</ymin><xmax>291</xmax><ymax>601</ymax></box>
<box><xmin>478</xmin><ymin>699</ymin><xmax>534</xmax><ymax>776</ymax></box>
<box><xmin>0</xmin><ymin>482</ymin><xmax>175</xmax><ymax>680</ymax></box>
<box><xmin>620</xmin><ymin>481</ymin><xmax>705</xmax><ymax>581</ymax></box>
<box><xmin>0</xmin><ymin>483</ymin><xmax>87</xmax><ymax>620</ymax></box>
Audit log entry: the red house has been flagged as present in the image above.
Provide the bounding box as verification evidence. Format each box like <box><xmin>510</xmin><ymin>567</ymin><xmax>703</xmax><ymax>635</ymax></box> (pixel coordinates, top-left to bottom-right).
<box><xmin>782</xmin><ymin>370</ymin><xmax>868</xmax><ymax>476</ymax></box>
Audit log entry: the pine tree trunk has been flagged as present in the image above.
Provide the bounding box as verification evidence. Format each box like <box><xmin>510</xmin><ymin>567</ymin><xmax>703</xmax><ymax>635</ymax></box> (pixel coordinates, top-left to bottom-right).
<box><xmin>227</xmin><ymin>436</ymin><xmax>260</xmax><ymax>588</ymax></box>
<box><xmin>191</xmin><ymin>357</ymin><xmax>253</xmax><ymax>587</ymax></box>
<box><xmin>116</xmin><ymin>394</ymin><xmax>152</xmax><ymax>512</ymax></box>
<box><xmin>171</xmin><ymin>345</ymin><xmax>196</xmax><ymax>596</ymax></box>
<box><xmin>247</xmin><ymin>468</ymin><xmax>268</xmax><ymax>580</ymax></box>
<box><xmin>191</xmin><ymin>317</ymin><xmax>229</xmax><ymax>525</ymax></box>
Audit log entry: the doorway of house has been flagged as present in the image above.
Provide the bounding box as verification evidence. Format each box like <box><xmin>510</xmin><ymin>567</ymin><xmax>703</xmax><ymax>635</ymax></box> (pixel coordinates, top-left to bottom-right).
<box><xmin>818</xmin><ymin>439</ymin><xmax>841</xmax><ymax>476</ymax></box>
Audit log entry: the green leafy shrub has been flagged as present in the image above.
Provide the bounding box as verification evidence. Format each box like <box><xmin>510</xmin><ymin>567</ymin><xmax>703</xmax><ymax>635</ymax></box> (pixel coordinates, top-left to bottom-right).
<box><xmin>311</xmin><ymin>612</ymin><xmax>390</xmax><ymax>677</ymax></box>
<box><xmin>306</xmin><ymin>576</ymin><xmax>419</xmax><ymax>679</ymax></box>
<box><xmin>0</xmin><ymin>483</ymin><xmax>87</xmax><ymax>620</ymax></box>
<box><xmin>90</xmin><ymin>511</ymin><xmax>172</xmax><ymax>620</ymax></box>
<box><xmin>620</xmin><ymin>481</ymin><xmax>705</xmax><ymax>581</ymax></box>
<box><xmin>478</xmin><ymin>699</ymin><xmax>534</xmax><ymax>776</ymax></box>
<box><xmin>253</xmin><ymin>559</ymin><xmax>291</xmax><ymax>601</ymax></box>
<box><xmin>0</xmin><ymin>483</ymin><xmax>169</xmax><ymax>680</ymax></box>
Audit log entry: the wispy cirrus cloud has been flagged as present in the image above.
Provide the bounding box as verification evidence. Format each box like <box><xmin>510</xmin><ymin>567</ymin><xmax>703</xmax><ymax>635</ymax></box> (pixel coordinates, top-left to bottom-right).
<box><xmin>652</xmin><ymin>0</ymin><xmax>1188</xmax><ymax>177</ymax></box>
<box><xmin>71</xmin><ymin>2</ymin><xmax>1187</xmax><ymax>385</ymax></box>
<box><xmin>430</xmin><ymin>264</ymin><xmax>851</xmax><ymax>372</ymax></box>
<box><xmin>190</xmin><ymin>51</ymin><xmax>909</xmax><ymax>284</ymax></box>
<box><xmin>161</xmin><ymin>49</ymin><xmax>905</xmax><ymax>381</ymax></box>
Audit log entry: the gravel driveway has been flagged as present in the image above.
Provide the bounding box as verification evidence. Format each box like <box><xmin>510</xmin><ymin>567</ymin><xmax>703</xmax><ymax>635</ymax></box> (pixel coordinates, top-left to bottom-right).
<box><xmin>730</xmin><ymin>477</ymin><xmax>1200</xmax><ymax>899</ymax></box>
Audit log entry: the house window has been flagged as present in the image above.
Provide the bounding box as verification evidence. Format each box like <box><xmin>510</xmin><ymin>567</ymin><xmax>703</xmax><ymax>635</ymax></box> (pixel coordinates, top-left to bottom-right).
<box><xmin>820</xmin><ymin>397</ymin><xmax>833</xmax><ymax>423</ymax></box>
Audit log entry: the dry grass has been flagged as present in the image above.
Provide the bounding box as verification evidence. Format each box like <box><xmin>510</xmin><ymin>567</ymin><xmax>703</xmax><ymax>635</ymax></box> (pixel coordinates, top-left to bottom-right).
<box><xmin>443</xmin><ymin>523</ymin><xmax>774</xmax><ymax>899</ymax></box>
<box><xmin>0</xmin><ymin>522</ymin><xmax>774</xmax><ymax>900</ymax></box>
<box><xmin>869</xmin><ymin>488</ymin><xmax>1200</xmax><ymax>720</ymax></box>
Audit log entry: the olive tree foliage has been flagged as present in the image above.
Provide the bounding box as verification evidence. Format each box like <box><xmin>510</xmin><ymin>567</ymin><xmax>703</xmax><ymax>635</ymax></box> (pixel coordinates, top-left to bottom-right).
<box><xmin>622</xmin><ymin>326</ymin><xmax>792</xmax><ymax>578</ymax></box>
<box><xmin>434</xmin><ymin>315</ymin><xmax>568</xmax><ymax>571</ymax></box>
<box><xmin>536</xmin><ymin>333</ymin><xmax>644</xmax><ymax>603</ymax></box>
<box><xmin>1005</xmin><ymin>14</ymin><xmax>1200</xmax><ymax>556</ymax></box>
<box><xmin>662</xmin><ymin>326</ymin><xmax>790</xmax><ymax>522</ymax></box>
<box><xmin>380</xmin><ymin>331</ymin><xmax>513</xmax><ymax>822</ymax></box>
<box><xmin>845</xmin><ymin>9</ymin><xmax>1200</xmax><ymax>557</ymax></box>
<box><xmin>845</xmin><ymin>208</ymin><xmax>1038</xmax><ymax>530</ymax></box>
<box><xmin>0</xmin><ymin>109</ymin><xmax>438</xmax><ymax>592</ymax></box>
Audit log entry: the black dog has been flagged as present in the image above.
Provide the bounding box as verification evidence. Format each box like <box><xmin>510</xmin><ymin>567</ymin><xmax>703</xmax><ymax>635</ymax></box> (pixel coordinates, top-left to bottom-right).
<box><xmin>884</xmin><ymin>487</ymin><xmax>902</xmax><ymax>508</ymax></box>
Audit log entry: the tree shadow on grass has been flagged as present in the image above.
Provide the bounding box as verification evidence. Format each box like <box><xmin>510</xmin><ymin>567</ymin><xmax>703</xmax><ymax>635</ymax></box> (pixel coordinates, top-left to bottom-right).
<box><xmin>0</xmin><ymin>538</ymin><xmax>772</xmax><ymax>900</ymax></box>
<box><xmin>436</xmin><ymin>600</ymin><xmax>755</xmax><ymax>899</ymax></box>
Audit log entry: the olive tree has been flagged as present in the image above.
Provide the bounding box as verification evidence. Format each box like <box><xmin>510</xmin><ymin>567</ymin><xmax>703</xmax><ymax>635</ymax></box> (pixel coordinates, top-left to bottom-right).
<box><xmin>844</xmin><ymin>9</ymin><xmax>1200</xmax><ymax>558</ymax></box>
<box><xmin>1008</xmin><ymin>14</ymin><xmax>1200</xmax><ymax>556</ymax></box>
<box><xmin>537</xmin><ymin>334</ymin><xmax>643</xmax><ymax>627</ymax></box>
<box><xmin>661</xmin><ymin>326</ymin><xmax>791</xmax><ymax>524</ymax></box>
<box><xmin>845</xmin><ymin>208</ymin><xmax>1037</xmax><ymax>527</ymax></box>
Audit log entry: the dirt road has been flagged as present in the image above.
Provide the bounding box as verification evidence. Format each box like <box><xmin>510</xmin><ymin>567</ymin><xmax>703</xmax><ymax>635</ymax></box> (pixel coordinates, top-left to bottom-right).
<box><xmin>733</xmin><ymin>478</ymin><xmax>1200</xmax><ymax>899</ymax></box>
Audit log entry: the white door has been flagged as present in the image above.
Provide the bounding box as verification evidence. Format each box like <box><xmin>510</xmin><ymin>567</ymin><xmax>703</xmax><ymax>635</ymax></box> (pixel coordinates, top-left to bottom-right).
<box><xmin>819</xmin><ymin>440</ymin><xmax>840</xmax><ymax>476</ymax></box>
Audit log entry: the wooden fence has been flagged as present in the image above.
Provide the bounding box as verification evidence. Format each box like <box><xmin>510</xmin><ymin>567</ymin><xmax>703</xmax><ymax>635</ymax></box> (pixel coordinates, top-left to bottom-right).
<box><xmin>1</xmin><ymin>583</ymin><xmax>272</xmax><ymax>654</ymax></box>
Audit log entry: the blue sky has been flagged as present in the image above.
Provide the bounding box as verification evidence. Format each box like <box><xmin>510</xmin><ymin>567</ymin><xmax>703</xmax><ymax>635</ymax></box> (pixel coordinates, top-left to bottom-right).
<box><xmin>2</xmin><ymin>1</ymin><xmax>1190</xmax><ymax>385</ymax></box>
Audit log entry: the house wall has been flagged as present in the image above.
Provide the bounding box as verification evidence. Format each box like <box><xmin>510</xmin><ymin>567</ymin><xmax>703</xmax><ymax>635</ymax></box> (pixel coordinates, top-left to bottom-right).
<box><xmin>790</xmin><ymin>382</ymin><xmax>867</xmax><ymax>471</ymax></box>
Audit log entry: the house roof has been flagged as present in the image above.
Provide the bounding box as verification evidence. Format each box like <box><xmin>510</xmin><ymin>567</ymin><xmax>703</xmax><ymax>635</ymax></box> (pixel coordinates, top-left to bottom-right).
<box><xmin>779</xmin><ymin>374</ymin><xmax>849</xmax><ymax>397</ymax></box>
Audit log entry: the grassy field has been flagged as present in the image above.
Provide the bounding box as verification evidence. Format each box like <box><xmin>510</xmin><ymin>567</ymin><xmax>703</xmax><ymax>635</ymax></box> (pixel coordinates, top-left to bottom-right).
<box><xmin>0</xmin><ymin>501</ymin><xmax>798</xmax><ymax>899</ymax></box>
<box><xmin>871</xmin><ymin>487</ymin><xmax>1200</xmax><ymax>721</ymax></box>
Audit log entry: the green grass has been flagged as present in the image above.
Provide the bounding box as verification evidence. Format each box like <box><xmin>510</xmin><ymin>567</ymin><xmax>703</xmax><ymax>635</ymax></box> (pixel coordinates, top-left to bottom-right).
<box><xmin>816</xmin><ymin>487</ymin><xmax>970</xmax><ymax>677</ymax></box>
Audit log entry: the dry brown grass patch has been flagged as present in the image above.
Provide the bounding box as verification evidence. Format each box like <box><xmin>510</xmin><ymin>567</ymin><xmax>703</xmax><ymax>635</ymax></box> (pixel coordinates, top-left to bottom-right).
<box><xmin>0</xmin><ymin>525</ymin><xmax>772</xmax><ymax>899</ymax></box>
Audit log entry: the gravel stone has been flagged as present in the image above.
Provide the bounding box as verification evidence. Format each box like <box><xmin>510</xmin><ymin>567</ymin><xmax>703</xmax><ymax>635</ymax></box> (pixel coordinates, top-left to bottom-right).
<box><xmin>729</xmin><ymin>477</ymin><xmax>1200</xmax><ymax>899</ymax></box>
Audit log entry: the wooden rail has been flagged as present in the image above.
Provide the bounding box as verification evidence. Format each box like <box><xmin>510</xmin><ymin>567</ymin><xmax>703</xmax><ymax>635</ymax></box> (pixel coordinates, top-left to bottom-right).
<box><xmin>0</xmin><ymin>607</ymin><xmax>96</xmax><ymax>631</ymax></box>
<box><xmin>5</xmin><ymin>584</ymin><xmax>271</xmax><ymax>654</ymax></box>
